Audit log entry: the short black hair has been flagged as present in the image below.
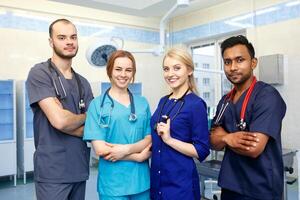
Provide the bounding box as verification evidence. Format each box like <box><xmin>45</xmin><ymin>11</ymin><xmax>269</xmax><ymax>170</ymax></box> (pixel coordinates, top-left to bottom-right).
<box><xmin>49</xmin><ymin>18</ymin><xmax>73</xmax><ymax>38</ymax></box>
<box><xmin>221</xmin><ymin>35</ymin><xmax>255</xmax><ymax>59</ymax></box>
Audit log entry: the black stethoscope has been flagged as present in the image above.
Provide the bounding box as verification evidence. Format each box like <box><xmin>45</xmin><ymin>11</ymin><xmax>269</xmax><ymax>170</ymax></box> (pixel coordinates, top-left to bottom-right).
<box><xmin>98</xmin><ymin>87</ymin><xmax>137</xmax><ymax>128</ymax></box>
<box><xmin>47</xmin><ymin>59</ymin><xmax>85</xmax><ymax>114</ymax></box>
<box><xmin>214</xmin><ymin>76</ymin><xmax>257</xmax><ymax>131</ymax></box>
<box><xmin>154</xmin><ymin>88</ymin><xmax>190</xmax><ymax>130</ymax></box>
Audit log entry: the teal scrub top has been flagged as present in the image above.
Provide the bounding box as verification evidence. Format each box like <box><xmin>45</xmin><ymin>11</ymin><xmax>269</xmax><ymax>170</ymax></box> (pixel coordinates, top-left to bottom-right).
<box><xmin>83</xmin><ymin>93</ymin><xmax>151</xmax><ymax>196</ymax></box>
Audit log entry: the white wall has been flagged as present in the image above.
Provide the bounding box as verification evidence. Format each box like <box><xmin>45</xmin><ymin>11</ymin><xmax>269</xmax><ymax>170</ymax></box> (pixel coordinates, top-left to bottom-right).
<box><xmin>171</xmin><ymin>0</ymin><xmax>287</xmax><ymax>32</ymax></box>
<box><xmin>0</xmin><ymin>0</ymin><xmax>168</xmax><ymax>111</ymax></box>
<box><xmin>0</xmin><ymin>0</ymin><xmax>160</xmax><ymax>29</ymax></box>
<box><xmin>247</xmin><ymin>18</ymin><xmax>300</xmax><ymax>149</ymax></box>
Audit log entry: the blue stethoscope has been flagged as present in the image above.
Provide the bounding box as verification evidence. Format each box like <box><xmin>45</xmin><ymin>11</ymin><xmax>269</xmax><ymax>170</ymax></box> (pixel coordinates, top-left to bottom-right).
<box><xmin>98</xmin><ymin>88</ymin><xmax>137</xmax><ymax>128</ymax></box>
<box><xmin>47</xmin><ymin>59</ymin><xmax>86</xmax><ymax>114</ymax></box>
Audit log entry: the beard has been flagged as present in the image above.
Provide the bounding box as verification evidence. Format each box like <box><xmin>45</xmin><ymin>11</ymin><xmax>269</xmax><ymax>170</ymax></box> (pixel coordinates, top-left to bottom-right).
<box><xmin>53</xmin><ymin>44</ymin><xmax>78</xmax><ymax>59</ymax></box>
<box><xmin>226</xmin><ymin>71</ymin><xmax>252</xmax><ymax>85</ymax></box>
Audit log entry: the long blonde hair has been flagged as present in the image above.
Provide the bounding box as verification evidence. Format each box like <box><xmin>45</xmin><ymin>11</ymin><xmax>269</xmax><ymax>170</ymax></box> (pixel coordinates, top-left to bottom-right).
<box><xmin>163</xmin><ymin>48</ymin><xmax>198</xmax><ymax>94</ymax></box>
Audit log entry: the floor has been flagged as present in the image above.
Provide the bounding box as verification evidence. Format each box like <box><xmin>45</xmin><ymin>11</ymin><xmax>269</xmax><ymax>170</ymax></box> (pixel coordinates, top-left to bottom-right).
<box><xmin>0</xmin><ymin>168</ymin><xmax>98</xmax><ymax>200</ymax></box>
<box><xmin>0</xmin><ymin>168</ymin><xmax>298</xmax><ymax>200</ymax></box>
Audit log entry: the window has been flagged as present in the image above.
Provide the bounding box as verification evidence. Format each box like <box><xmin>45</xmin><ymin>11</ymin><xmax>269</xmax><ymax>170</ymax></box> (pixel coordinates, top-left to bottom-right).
<box><xmin>190</xmin><ymin>34</ymin><xmax>243</xmax><ymax>110</ymax></box>
<box><xmin>203</xmin><ymin>63</ymin><xmax>210</xmax><ymax>69</ymax></box>
<box><xmin>191</xmin><ymin>42</ymin><xmax>222</xmax><ymax>108</ymax></box>
<box><xmin>203</xmin><ymin>78</ymin><xmax>210</xmax><ymax>85</ymax></box>
<box><xmin>203</xmin><ymin>92</ymin><xmax>210</xmax><ymax>99</ymax></box>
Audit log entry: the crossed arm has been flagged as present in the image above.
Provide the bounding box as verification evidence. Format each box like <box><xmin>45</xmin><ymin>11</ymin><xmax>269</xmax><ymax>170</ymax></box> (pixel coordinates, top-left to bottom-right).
<box><xmin>210</xmin><ymin>126</ymin><xmax>269</xmax><ymax>158</ymax></box>
<box><xmin>38</xmin><ymin>97</ymin><xmax>86</xmax><ymax>137</ymax></box>
<box><xmin>92</xmin><ymin>135</ymin><xmax>152</xmax><ymax>162</ymax></box>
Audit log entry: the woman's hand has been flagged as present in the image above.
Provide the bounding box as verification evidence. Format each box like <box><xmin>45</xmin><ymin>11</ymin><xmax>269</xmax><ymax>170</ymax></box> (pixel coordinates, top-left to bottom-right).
<box><xmin>103</xmin><ymin>144</ymin><xmax>130</xmax><ymax>162</ymax></box>
<box><xmin>136</xmin><ymin>143</ymin><xmax>152</xmax><ymax>162</ymax></box>
<box><xmin>156</xmin><ymin>119</ymin><xmax>172</xmax><ymax>144</ymax></box>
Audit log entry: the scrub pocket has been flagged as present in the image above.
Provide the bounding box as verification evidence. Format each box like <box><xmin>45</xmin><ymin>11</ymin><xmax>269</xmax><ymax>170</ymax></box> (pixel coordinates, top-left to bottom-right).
<box><xmin>133</xmin><ymin>113</ymin><xmax>148</xmax><ymax>140</ymax></box>
<box><xmin>99</xmin><ymin>113</ymin><xmax>110</xmax><ymax>127</ymax></box>
<box><xmin>36</xmin><ymin>145</ymin><xmax>66</xmax><ymax>179</ymax></box>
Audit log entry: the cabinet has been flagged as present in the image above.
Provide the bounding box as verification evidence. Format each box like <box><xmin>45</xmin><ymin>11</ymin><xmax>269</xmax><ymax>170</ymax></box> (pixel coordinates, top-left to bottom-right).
<box><xmin>16</xmin><ymin>81</ymin><xmax>34</xmax><ymax>184</ymax></box>
<box><xmin>0</xmin><ymin>80</ymin><xmax>17</xmax><ymax>186</ymax></box>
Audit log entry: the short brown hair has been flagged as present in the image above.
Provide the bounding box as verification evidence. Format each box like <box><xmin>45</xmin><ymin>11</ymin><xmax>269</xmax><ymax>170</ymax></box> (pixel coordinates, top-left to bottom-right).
<box><xmin>49</xmin><ymin>18</ymin><xmax>74</xmax><ymax>38</ymax></box>
<box><xmin>106</xmin><ymin>50</ymin><xmax>136</xmax><ymax>83</ymax></box>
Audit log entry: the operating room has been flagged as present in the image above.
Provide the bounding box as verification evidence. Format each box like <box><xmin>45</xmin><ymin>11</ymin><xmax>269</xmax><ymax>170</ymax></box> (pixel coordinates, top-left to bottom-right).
<box><xmin>0</xmin><ymin>0</ymin><xmax>300</xmax><ymax>199</ymax></box>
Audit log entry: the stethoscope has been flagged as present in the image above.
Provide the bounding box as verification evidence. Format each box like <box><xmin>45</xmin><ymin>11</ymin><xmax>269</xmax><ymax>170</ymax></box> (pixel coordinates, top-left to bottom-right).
<box><xmin>154</xmin><ymin>88</ymin><xmax>190</xmax><ymax>130</ymax></box>
<box><xmin>214</xmin><ymin>76</ymin><xmax>257</xmax><ymax>131</ymax></box>
<box><xmin>47</xmin><ymin>59</ymin><xmax>85</xmax><ymax>114</ymax></box>
<box><xmin>98</xmin><ymin>87</ymin><xmax>137</xmax><ymax>128</ymax></box>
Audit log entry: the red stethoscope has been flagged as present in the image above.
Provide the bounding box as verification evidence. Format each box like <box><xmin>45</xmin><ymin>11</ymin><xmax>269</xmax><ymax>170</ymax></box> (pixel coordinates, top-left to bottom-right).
<box><xmin>214</xmin><ymin>76</ymin><xmax>257</xmax><ymax>131</ymax></box>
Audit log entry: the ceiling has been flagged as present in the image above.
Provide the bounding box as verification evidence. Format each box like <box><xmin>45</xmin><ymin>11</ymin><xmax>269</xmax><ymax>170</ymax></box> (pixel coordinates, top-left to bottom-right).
<box><xmin>48</xmin><ymin>0</ymin><xmax>231</xmax><ymax>17</ymax></box>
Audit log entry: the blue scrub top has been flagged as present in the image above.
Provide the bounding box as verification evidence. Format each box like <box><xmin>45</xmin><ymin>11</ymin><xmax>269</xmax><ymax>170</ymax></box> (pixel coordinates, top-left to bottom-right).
<box><xmin>212</xmin><ymin>81</ymin><xmax>286</xmax><ymax>199</ymax></box>
<box><xmin>150</xmin><ymin>93</ymin><xmax>210</xmax><ymax>200</ymax></box>
<box><xmin>26</xmin><ymin>60</ymin><xmax>94</xmax><ymax>183</ymax></box>
<box><xmin>83</xmin><ymin>93</ymin><xmax>151</xmax><ymax>196</ymax></box>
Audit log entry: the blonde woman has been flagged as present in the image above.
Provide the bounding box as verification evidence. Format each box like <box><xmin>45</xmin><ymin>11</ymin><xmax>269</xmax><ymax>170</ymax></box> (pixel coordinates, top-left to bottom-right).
<box><xmin>150</xmin><ymin>48</ymin><xmax>210</xmax><ymax>200</ymax></box>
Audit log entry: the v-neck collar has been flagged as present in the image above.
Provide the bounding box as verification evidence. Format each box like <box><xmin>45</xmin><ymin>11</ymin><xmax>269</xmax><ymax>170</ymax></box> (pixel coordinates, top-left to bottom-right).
<box><xmin>110</xmin><ymin>96</ymin><xmax>131</xmax><ymax>109</ymax></box>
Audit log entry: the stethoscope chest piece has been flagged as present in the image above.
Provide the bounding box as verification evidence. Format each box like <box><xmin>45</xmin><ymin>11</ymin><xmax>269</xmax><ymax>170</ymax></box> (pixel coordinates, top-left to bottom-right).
<box><xmin>129</xmin><ymin>113</ymin><xmax>137</xmax><ymax>122</ymax></box>
<box><xmin>236</xmin><ymin>119</ymin><xmax>246</xmax><ymax>131</ymax></box>
<box><xmin>98</xmin><ymin>88</ymin><xmax>137</xmax><ymax>128</ymax></box>
<box><xmin>79</xmin><ymin>99</ymin><xmax>86</xmax><ymax>112</ymax></box>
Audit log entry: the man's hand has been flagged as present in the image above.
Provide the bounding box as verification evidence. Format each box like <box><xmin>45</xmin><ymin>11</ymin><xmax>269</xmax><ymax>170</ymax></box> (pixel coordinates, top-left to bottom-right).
<box><xmin>222</xmin><ymin>131</ymin><xmax>259</xmax><ymax>151</ymax></box>
<box><xmin>38</xmin><ymin>97</ymin><xmax>86</xmax><ymax>136</ymax></box>
<box><xmin>54</xmin><ymin>97</ymin><xmax>63</xmax><ymax>108</ymax></box>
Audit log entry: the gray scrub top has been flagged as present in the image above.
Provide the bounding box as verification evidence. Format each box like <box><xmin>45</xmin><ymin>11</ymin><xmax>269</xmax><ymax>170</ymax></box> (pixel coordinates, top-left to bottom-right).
<box><xmin>26</xmin><ymin>60</ymin><xmax>94</xmax><ymax>183</ymax></box>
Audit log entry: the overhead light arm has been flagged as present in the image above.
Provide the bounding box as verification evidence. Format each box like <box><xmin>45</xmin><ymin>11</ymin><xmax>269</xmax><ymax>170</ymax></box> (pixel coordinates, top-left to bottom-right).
<box><xmin>159</xmin><ymin>0</ymin><xmax>189</xmax><ymax>50</ymax></box>
<box><xmin>131</xmin><ymin>0</ymin><xmax>190</xmax><ymax>56</ymax></box>
<box><xmin>85</xmin><ymin>0</ymin><xmax>190</xmax><ymax>67</ymax></box>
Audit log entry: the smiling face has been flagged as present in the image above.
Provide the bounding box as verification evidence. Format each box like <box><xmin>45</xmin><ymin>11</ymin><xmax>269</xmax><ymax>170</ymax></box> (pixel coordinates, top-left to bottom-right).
<box><xmin>49</xmin><ymin>21</ymin><xmax>78</xmax><ymax>59</ymax></box>
<box><xmin>223</xmin><ymin>44</ymin><xmax>257</xmax><ymax>87</ymax></box>
<box><xmin>163</xmin><ymin>56</ymin><xmax>192</xmax><ymax>93</ymax></box>
<box><xmin>110</xmin><ymin>57</ymin><xmax>134</xmax><ymax>90</ymax></box>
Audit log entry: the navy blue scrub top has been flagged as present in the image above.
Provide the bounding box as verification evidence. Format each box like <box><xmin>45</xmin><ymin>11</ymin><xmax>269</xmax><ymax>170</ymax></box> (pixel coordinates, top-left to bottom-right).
<box><xmin>212</xmin><ymin>81</ymin><xmax>286</xmax><ymax>199</ymax></box>
<box><xmin>26</xmin><ymin>60</ymin><xmax>94</xmax><ymax>183</ymax></box>
<box><xmin>150</xmin><ymin>92</ymin><xmax>210</xmax><ymax>200</ymax></box>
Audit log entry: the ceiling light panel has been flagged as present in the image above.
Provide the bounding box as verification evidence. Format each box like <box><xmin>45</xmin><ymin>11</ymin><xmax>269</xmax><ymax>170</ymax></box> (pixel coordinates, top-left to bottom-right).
<box><xmin>91</xmin><ymin>0</ymin><xmax>163</xmax><ymax>10</ymax></box>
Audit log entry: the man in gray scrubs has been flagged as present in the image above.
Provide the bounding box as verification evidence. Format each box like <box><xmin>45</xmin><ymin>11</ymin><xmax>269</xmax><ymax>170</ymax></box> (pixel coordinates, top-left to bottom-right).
<box><xmin>26</xmin><ymin>19</ymin><xmax>93</xmax><ymax>200</ymax></box>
